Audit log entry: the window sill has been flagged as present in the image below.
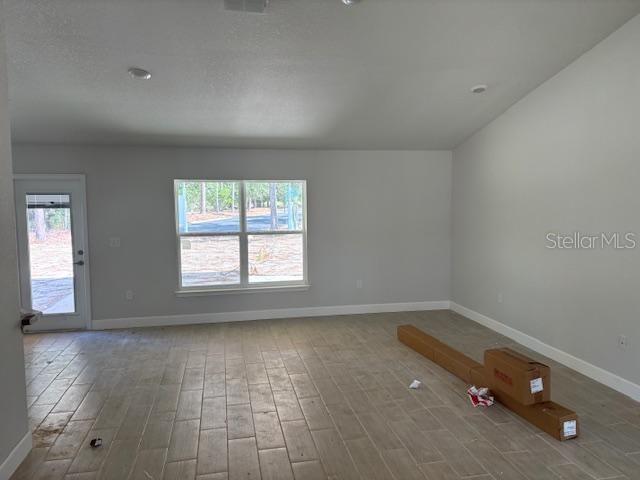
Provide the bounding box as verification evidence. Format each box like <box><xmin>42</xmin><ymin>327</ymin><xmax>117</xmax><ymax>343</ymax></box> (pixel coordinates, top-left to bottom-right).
<box><xmin>175</xmin><ymin>284</ymin><xmax>310</xmax><ymax>297</ymax></box>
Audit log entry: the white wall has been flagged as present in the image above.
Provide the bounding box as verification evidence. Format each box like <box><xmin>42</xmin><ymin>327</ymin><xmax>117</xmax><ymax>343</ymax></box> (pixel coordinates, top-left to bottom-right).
<box><xmin>13</xmin><ymin>146</ymin><xmax>451</xmax><ymax>324</ymax></box>
<box><xmin>0</xmin><ymin>7</ymin><xmax>30</xmax><ymax>478</ymax></box>
<box><xmin>452</xmin><ymin>14</ymin><xmax>640</xmax><ymax>389</ymax></box>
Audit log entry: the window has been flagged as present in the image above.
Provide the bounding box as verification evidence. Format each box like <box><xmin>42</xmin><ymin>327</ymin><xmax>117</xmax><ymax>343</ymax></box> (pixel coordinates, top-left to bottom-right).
<box><xmin>175</xmin><ymin>180</ymin><xmax>307</xmax><ymax>292</ymax></box>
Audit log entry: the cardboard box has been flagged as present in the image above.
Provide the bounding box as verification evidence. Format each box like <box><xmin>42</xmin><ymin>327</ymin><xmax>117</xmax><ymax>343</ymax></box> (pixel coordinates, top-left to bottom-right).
<box><xmin>471</xmin><ymin>366</ymin><xmax>577</xmax><ymax>441</ymax></box>
<box><xmin>398</xmin><ymin>327</ymin><xmax>578</xmax><ymax>442</ymax></box>
<box><xmin>484</xmin><ymin>348</ymin><xmax>551</xmax><ymax>405</ymax></box>
<box><xmin>397</xmin><ymin>325</ymin><xmax>443</xmax><ymax>363</ymax></box>
<box><xmin>397</xmin><ymin>325</ymin><xmax>482</xmax><ymax>383</ymax></box>
<box><xmin>432</xmin><ymin>342</ymin><xmax>483</xmax><ymax>384</ymax></box>
<box><xmin>470</xmin><ymin>365</ymin><xmax>488</xmax><ymax>387</ymax></box>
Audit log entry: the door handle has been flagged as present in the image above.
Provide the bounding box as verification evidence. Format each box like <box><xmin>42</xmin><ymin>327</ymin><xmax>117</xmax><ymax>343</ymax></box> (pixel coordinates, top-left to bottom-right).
<box><xmin>74</xmin><ymin>260</ymin><xmax>85</xmax><ymax>266</ymax></box>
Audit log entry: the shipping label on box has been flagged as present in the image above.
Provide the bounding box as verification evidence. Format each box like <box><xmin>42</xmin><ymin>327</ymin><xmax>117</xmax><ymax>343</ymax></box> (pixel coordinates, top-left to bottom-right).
<box><xmin>530</xmin><ymin>378</ymin><xmax>544</xmax><ymax>394</ymax></box>
<box><xmin>563</xmin><ymin>420</ymin><xmax>578</xmax><ymax>438</ymax></box>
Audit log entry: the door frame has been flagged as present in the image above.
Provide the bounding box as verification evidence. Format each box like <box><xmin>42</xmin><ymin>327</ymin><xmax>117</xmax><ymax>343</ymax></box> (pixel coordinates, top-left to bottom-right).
<box><xmin>13</xmin><ymin>174</ymin><xmax>92</xmax><ymax>330</ymax></box>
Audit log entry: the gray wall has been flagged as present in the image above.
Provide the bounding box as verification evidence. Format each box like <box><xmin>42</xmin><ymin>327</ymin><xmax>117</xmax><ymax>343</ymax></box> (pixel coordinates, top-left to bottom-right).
<box><xmin>0</xmin><ymin>8</ymin><xmax>29</xmax><ymax>472</ymax></box>
<box><xmin>13</xmin><ymin>147</ymin><xmax>451</xmax><ymax>321</ymax></box>
<box><xmin>452</xmin><ymin>15</ymin><xmax>640</xmax><ymax>385</ymax></box>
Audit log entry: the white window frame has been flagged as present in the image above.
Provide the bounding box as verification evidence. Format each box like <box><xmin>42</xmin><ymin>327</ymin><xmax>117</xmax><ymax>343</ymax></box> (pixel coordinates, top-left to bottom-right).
<box><xmin>174</xmin><ymin>179</ymin><xmax>308</xmax><ymax>294</ymax></box>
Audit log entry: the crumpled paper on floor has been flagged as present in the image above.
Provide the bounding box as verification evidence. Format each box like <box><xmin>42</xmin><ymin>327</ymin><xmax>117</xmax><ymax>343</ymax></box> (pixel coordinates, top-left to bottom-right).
<box><xmin>467</xmin><ymin>385</ymin><xmax>494</xmax><ymax>407</ymax></box>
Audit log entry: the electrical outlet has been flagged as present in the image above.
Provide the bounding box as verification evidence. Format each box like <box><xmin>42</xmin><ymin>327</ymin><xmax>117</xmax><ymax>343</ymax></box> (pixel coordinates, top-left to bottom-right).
<box><xmin>497</xmin><ymin>292</ymin><xmax>503</xmax><ymax>304</ymax></box>
<box><xmin>125</xmin><ymin>290</ymin><xmax>134</xmax><ymax>301</ymax></box>
<box><xmin>109</xmin><ymin>237</ymin><xmax>121</xmax><ymax>248</ymax></box>
<box><xmin>356</xmin><ymin>279</ymin><xmax>363</xmax><ymax>289</ymax></box>
<box><xmin>617</xmin><ymin>335</ymin><xmax>630</xmax><ymax>350</ymax></box>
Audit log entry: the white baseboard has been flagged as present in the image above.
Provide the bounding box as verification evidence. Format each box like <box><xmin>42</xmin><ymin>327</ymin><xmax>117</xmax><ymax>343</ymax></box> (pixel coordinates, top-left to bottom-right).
<box><xmin>450</xmin><ymin>302</ymin><xmax>640</xmax><ymax>402</ymax></box>
<box><xmin>0</xmin><ymin>431</ymin><xmax>32</xmax><ymax>480</ymax></box>
<box><xmin>92</xmin><ymin>300</ymin><xmax>451</xmax><ymax>330</ymax></box>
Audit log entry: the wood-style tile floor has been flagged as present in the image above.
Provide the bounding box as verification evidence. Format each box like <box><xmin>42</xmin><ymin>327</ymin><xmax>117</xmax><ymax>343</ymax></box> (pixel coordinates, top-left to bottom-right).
<box><xmin>13</xmin><ymin>310</ymin><xmax>640</xmax><ymax>479</ymax></box>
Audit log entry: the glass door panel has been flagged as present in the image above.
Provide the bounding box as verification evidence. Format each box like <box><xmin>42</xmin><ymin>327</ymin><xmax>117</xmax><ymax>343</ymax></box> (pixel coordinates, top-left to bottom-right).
<box><xmin>26</xmin><ymin>194</ymin><xmax>76</xmax><ymax>314</ymax></box>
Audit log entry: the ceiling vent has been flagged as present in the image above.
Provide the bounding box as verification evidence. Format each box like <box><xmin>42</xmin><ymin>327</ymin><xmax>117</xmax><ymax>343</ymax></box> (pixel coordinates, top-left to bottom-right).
<box><xmin>224</xmin><ymin>0</ymin><xmax>268</xmax><ymax>13</ymax></box>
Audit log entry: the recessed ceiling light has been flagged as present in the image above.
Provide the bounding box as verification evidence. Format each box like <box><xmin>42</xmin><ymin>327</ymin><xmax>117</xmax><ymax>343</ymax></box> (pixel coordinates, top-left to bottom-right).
<box><xmin>128</xmin><ymin>67</ymin><xmax>152</xmax><ymax>80</ymax></box>
<box><xmin>341</xmin><ymin>0</ymin><xmax>361</xmax><ymax>5</ymax></box>
<box><xmin>471</xmin><ymin>84</ymin><xmax>488</xmax><ymax>94</ymax></box>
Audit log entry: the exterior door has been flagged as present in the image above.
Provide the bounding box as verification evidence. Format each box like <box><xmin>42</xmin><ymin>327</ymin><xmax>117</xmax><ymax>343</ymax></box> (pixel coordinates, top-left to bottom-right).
<box><xmin>14</xmin><ymin>175</ymin><xmax>90</xmax><ymax>330</ymax></box>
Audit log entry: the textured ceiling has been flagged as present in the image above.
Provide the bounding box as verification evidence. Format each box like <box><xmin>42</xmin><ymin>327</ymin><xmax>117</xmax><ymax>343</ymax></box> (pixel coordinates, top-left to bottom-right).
<box><xmin>5</xmin><ymin>0</ymin><xmax>640</xmax><ymax>149</ymax></box>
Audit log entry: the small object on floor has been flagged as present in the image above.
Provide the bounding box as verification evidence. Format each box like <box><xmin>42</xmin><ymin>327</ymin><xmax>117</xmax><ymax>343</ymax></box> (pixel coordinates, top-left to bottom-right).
<box><xmin>89</xmin><ymin>438</ymin><xmax>103</xmax><ymax>448</ymax></box>
<box><xmin>409</xmin><ymin>379</ymin><xmax>422</xmax><ymax>389</ymax></box>
<box><xmin>20</xmin><ymin>308</ymin><xmax>42</xmax><ymax>332</ymax></box>
<box><xmin>467</xmin><ymin>385</ymin><xmax>494</xmax><ymax>407</ymax></box>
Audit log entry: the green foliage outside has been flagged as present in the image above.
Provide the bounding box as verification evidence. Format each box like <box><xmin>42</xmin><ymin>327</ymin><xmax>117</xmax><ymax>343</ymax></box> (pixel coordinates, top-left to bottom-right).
<box><xmin>27</xmin><ymin>208</ymin><xmax>70</xmax><ymax>232</ymax></box>
<box><xmin>179</xmin><ymin>181</ymin><xmax>303</xmax><ymax>213</ymax></box>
